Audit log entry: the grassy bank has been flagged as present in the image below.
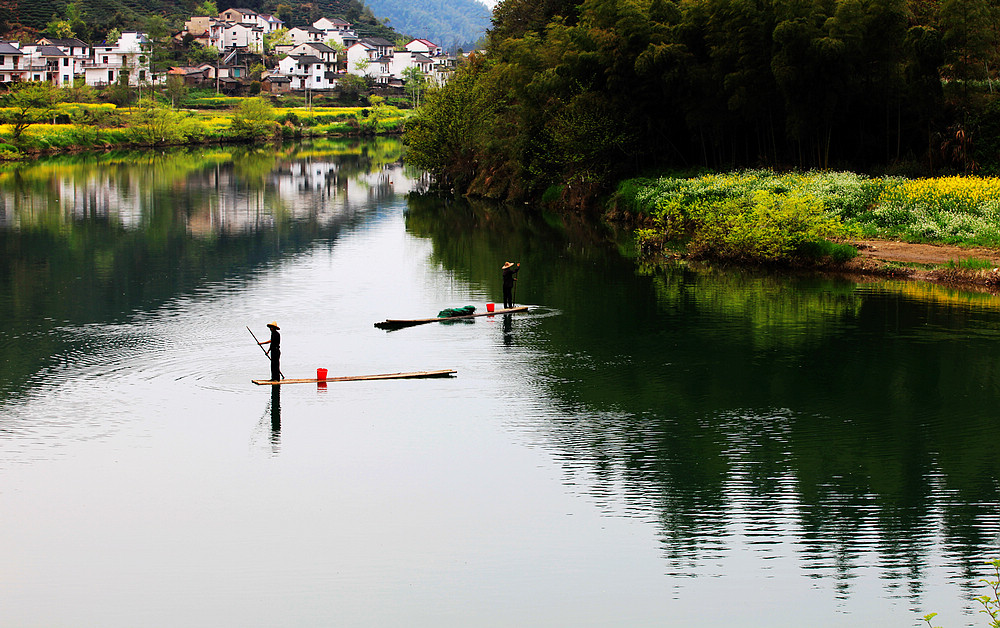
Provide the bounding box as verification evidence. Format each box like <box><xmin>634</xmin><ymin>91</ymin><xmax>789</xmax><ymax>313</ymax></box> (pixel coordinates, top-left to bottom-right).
<box><xmin>0</xmin><ymin>98</ymin><xmax>411</xmax><ymax>159</ymax></box>
<box><xmin>616</xmin><ymin>170</ymin><xmax>1000</xmax><ymax>265</ymax></box>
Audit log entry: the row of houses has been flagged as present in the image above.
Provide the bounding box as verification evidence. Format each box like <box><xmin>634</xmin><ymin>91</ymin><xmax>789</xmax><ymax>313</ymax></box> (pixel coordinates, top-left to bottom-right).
<box><xmin>179</xmin><ymin>9</ymin><xmax>456</xmax><ymax>91</ymax></box>
<box><xmin>270</xmin><ymin>36</ymin><xmax>450</xmax><ymax>92</ymax></box>
<box><xmin>0</xmin><ymin>7</ymin><xmax>460</xmax><ymax>93</ymax></box>
<box><xmin>0</xmin><ymin>32</ymin><xmax>151</xmax><ymax>88</ymax></box>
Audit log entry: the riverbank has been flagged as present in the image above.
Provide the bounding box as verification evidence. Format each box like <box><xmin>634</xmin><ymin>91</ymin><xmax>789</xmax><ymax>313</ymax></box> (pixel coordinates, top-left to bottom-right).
<box><xmin>838</xmin><ymin>239</ymin><xmax>1000</xmax><ymax>290</ymax></box>
<box><xmin>615</xmin><ymin>171</ymin><xmax>1000</xmax><ymax>293</ymax></box>
<box><xmin>0</xmin><ymin>98</ymin><xmax>410</xmax><ymax>160</ymax></box>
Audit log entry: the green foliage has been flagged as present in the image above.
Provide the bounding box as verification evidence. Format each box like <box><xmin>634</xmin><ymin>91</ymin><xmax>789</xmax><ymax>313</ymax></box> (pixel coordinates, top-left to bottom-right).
<box><xmin>193</xmin><ymin>0</ymin><xmax>217</xmax><ymax>16</ymax></box>
<box><xmin>641</xmin><ymin>191</ymin><xmax>853</xmax><ymax>264</ymax></box>
<box><xmin>187</xmin><ymin>44</ymin><xmax>220</xmax><ymax>66</ymax></box>
<box><xmin>404</xmin><ymin>56</ymin><xmax>504</xmax><ymax>191</ymax></box>
<box><xmin>407</xmin><ymin>0</ymin><xmax>965</xmax><ymax>202</ymax></box>
<box><xmin>945</xmin><ymin>257</ymin><xmax>994</xmax><ymax>270</ymax></box>
<box><xmin>129</xmin><ymin>100</ymin><xmax>203</xmax><ymax>144</ymax></box>
<box><xmin>1</xmin><ymin>82</ymin><xmax>64</xmax><ymax>144</ymax></box>
<box><xmin>230</xmin><ymin>98</ymin><xmax>278</xmax><ymax>141</ymax></box>
<box><xmin>401</xmin><ymin>66</ymin><xmax>428</xmax><ymax>107</ymax></box>
<box><xmin>923</xmin><ymin>559</ymin><xmax>1000</xmax><ymax>628</ymax></box>
<box><xmin>44</xmin><ymin>19</ymin><xmax>74</xmax><ymax>39</ymax></box>
<box><xmin>629</xmin><ymin>170</ymin><xmax>1000</xmax><ymax>262</ymax></box>
<box><xmin>337</xmin><ymin>74</ymin><xmax>368</xmax><ymax>102</ymax></box>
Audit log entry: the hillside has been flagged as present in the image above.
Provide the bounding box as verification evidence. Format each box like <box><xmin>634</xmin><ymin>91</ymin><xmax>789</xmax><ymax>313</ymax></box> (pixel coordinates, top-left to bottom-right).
<box><xmin>362</xmin><ymin>0</ymin><xmax>491</xmax><ymax>50</ymax></box>
<box><xmin>2</xmin><ymin>0</ymin><xmax>398</xmax><ymax>42</ymax></box>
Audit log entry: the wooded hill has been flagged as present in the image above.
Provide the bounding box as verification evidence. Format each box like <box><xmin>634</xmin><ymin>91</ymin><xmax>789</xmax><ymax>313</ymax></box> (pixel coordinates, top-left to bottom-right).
<box><xmin>405</xmin><ymin>0</ymin><xmax>1000</xmax><ymax>207</ymax></box>
<box><xmin>1</xmin><ymin>0</ymin><xmax>398</xmax><ymax>42</ymax></box>
<box><xmin>364</xmin><ymin>0</ymin><xmax>491</xmax><ymax>50</ymax></box>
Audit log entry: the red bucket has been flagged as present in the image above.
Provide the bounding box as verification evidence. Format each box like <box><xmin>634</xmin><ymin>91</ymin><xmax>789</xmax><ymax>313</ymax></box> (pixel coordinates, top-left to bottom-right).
<box><xmin>486</xmin><ymin>303</ymin><xmax>495</xmax><ymax>312</ymax></box>
<box><xmin>317</xmin><ymin>368</ymin><xmax>328</xmax><ymax>380</ymax></box>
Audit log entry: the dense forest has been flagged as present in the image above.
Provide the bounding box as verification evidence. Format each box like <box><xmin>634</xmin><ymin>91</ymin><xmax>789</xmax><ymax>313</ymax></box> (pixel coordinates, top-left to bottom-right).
<box><xmin>405</xmin><ymin>0</ymin><xmax>1000</xmax><ymax>207</ymax></box>
<box><xmin>0</xmin><ymin>0</ymin><xmax>399</xmax><ymax>43</ymax></box>
<box><xmin>364</xmin><ymin>0</ymin><xmax>491</xmax><ymax>50</ymax></box>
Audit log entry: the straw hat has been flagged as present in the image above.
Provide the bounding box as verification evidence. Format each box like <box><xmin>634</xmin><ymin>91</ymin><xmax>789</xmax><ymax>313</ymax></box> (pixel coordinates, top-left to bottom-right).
<box><xmin>267</xmin><ymin>321</ymin><xmax>280</xmax><ymax>329</ymax></box>
<box><xmin>502</xmin><ymin>262</ymin><xmax>514</xmax><ymax>269</ymax></box>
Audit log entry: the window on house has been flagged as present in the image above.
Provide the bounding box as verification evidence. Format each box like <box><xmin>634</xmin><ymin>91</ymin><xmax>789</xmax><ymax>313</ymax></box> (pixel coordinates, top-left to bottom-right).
<box><xmin>63</xmin><ymin>58</ymin><xmax>69</xmax><ymax>66</ymax></box>
<box><xmin>108</xmin><ymin>70</ymin><xmax>114</xmax><ymax>82</ymax></box>
<box><xmin>139</xmin><ymin>70</ymin><xmax>145</xmax><ymax>80</ymax></box>
<box><xmin>103</xmin><ymin>56</ymin><xmax>109</xmax><ymax>64</ymax></box>
<box><xmin>63</xmin><ymin>74</ymin><xmax>69</xmax><ymax>83</ymax></box>
<box><xmin>0</xmin><ymin>56</ymin><xmax>4</xmax><ymax>65</ymax></box>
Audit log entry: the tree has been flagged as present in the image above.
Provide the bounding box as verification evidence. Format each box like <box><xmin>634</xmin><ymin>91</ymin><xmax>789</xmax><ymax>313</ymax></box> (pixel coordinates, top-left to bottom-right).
<box><xmin>165</xmin><ymin>74</ymin><xmax>188</xmax><ymax>108</ymax></box>
<box><xmin>401</xmin><ymin>66</ymin><xmax>428</xmax><ymax>106</ymax></box>
<box><xmin>44</xmin><ymin>19</ymin><xmax>74</xmax><ymax>39</ymax></box>
<box><xmin>2</xmin><ymin>82</ymin><xmax>63</xmax><ymax>144</ymax></box>
<box><xmin>188</xmin><ymin>44</ymin><xmax>220</xmax><ymax>66</ymax></box>
<box><xmin>144</xmin><ymin>15</ymin><xmax>170</xmax><ymax>81</ymax></box>
<box><xmin>230</xmin><ymin>97</ymin><xmax>278</xmax><ymax>140</ymax></box>
<box><xmin>265</xmin><ymin>28</ymin><xmax>291</xmax><ymax>54</ymax></box>
<box><xmin>337</xmin><ymin>73</ymin><xmax>367</xmax><ymax>102</ymax></box>
<box><xmin>130</xmin><ymin>99</ymin><xmax>197</xmax><ymax>144</ymax></box>
<box><xmin>194</xmin><ymin>0</ymin><xmax>218</xmax><ymax>16</ymax></box>
<box><xmin>361</xmin><ymin>95</ymin><xmax>390</xmax><ymax>134</ymax></box>
<box><xmin>64</xmin><ymin>1</ymin><xmax>90</xmax><ymax>42</ymax></box>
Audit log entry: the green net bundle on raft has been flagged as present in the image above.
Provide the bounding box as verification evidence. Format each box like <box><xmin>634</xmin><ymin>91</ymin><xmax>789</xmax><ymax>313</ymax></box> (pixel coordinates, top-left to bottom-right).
<box><xmin>437</xmin><ymin>305</ymin><xmax>476</xmax><ymax>318</ymax></box>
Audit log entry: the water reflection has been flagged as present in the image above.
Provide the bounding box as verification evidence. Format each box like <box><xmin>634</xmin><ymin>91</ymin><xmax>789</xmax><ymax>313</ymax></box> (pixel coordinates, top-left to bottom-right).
<box><xmin>406</xmin><ymin>194</ymin><xmax>1000</xmax><ymax>601</ymax></box>
<box><xmin>3</xmin><ymin>146</ymin><xmax>999</xmax><ymax>626</ymax></box>
<box><xmin>270</xmin><ymin>385</ymin><xmax>281</xmax><ymax>454</ymax></box>
<box><xmin>0</xmin><ymin>139</ymin><xmax>421</xmax><ymax>399</ymax></box>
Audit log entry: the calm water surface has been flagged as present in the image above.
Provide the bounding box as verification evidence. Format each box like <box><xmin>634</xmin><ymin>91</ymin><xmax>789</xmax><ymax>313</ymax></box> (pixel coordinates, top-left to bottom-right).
<box><xmin>1</xmin><ymin>140</ymin><xmax>998</xmax><ymax>628</ymax></box>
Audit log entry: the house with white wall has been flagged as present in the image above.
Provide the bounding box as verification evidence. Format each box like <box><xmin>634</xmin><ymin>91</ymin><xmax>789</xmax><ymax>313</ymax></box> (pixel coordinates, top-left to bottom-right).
<box><xmin>36</xmin><ymin>37</ymin><xmax>90</xmax><ymax>60</ymax></box>
<box><xmin>84</xmin><ymin>32</ymin><xmax>154</xmax><ymax>87</ymax></box>
<box><xmin>287</xmin><ymin>26</ymin><xmax>326</xmax><ymax>46</ymax></box>
<box><xmin>389</xmin><ymin>51</ymin><xmax>433</xmax><ymax>80</ymax></box>
<box><xmin>287</xmin><ymin>42</ymin><xmax>338</xmax><ymax>65</ymax></box>
<box><xmin>219</xmin><ymin>8</ymin><xmax>258</xmax><ymax>26</ymax></box>
<box><xmin>276</xmin><ymin>53</ymin><xmax>337</xmax><ymax>91</ymax></box>
<box><xmin>313</xmin><ymin>17</ymin><xmax>357</xmax><ymax>48</ymax></box>
<box><xmin>345</xmin><ymin>41</ymin><xmax>377</xmax><ymax>78</ymax></box>
<box><xmin>258</xmin><ymin>14</ymin><xmax>284</xmax><ymax>33</ymax></box>
<box><xmin>20</xmin><ymin>45</ymin><xmax>75</xmax><ymax>86</ymax></box>
<box><xmin>0</xmin><ymin>42</ymin><xmax>26</xmax><ymax>84</ymax></box>
<box><xmin>222</xmin><ymin>21</ymin><xmax>263</xmax><ymax>53</ymax></box>
<box><xmin>405</xmin><ymin>39</ymin><xmax>442</xmax><ymax>57</ymax></box>
<box><xmin>183</xmin><ymin>17</ymin><xmax>225</xmax><ymax>50</ymax></box>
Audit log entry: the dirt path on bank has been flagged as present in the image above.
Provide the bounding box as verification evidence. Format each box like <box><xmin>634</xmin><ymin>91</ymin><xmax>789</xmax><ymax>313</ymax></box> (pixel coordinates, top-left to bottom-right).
<box><xmin>853</xmin><ymin>240</ymin><xmax>1000</xmax><ymax>265</ymax></box>
<box><xmin>842</xmin><ymin>240</ymin><xmax>1000</xmax><ymax>290</ymax></box>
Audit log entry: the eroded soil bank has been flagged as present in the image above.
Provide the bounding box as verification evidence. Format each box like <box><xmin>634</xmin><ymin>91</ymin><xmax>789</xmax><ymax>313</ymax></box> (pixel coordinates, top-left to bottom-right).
<box><xmin>842</xmin><ymin>240</ymin><xmax>1000</xmax><ymax>291</ymax></box>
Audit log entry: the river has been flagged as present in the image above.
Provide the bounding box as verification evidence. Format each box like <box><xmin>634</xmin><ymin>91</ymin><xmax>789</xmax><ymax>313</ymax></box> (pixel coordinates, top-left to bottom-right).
<box><xmin>0</xmin><ymin>139</ymin><xmax>997</xmax><ymax>628</ymax></box>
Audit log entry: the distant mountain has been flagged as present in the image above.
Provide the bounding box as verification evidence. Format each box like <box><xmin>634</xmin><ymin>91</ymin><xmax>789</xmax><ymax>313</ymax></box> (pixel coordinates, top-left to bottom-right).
<box><xmin>362</xmin><ymin>0</ymin><xmax>491</xmax><ymax>50</ymax></box>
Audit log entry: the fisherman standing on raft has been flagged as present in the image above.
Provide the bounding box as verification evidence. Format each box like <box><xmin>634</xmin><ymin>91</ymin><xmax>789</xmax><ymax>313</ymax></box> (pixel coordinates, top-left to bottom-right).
<box><xmin>258</xmin><ymin>321</ymin><xmax>281</xmax><ymax>381</ymax></box>
<box><xmin>502</xmin><ymin>262</ymin><xmax>520</xmax><ymax>309</ymax></box>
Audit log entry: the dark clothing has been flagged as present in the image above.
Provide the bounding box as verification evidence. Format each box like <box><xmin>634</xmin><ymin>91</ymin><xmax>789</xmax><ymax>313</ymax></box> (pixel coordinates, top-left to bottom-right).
<box><xmin>502</xmin><ymin>264</ymin><xmax>519</xmax><ymax>309</ymax></box>
<box><xmin>268</xmin><ymin>328</ymin><xmax>281</xmax><ymax>381</ymax></box>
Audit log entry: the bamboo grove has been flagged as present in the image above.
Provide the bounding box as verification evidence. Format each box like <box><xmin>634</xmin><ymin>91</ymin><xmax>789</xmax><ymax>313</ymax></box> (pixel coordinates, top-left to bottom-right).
<box><xmin>405</xmin><ymin>0</ymin><xmax>1000</xmax><ymax>206</ymax></box>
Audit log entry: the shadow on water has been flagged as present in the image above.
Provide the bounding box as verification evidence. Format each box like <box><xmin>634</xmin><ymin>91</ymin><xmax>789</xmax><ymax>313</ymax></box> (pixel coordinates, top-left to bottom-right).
<box><xmin>405</xmin><ymin>192</ymin><xmax>1000</xmax><ymax>599</ymax></box>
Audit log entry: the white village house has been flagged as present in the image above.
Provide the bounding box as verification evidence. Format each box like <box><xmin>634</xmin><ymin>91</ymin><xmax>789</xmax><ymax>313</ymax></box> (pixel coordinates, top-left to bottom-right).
<box><xmin>0</xmin><ymin>42</ymin><xmax>25</xmax><ymax>84</ymax></box>
<box><xmin>84</xmin><ymin>32</ymin><xmax>155</xmax><ymax>87</ymax></box>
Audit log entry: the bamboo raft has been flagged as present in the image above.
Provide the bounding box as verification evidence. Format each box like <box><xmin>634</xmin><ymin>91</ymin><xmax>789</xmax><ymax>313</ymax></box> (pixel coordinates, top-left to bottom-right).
<box><xmin>374</xmin><ymin>306</ymin><xmax>529</xmax><ymax>330</ymax></box>
<box><xmin>252</xmin><ymin>369</ymin><xmax>457</xmax><ymax>385</ymax></box>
